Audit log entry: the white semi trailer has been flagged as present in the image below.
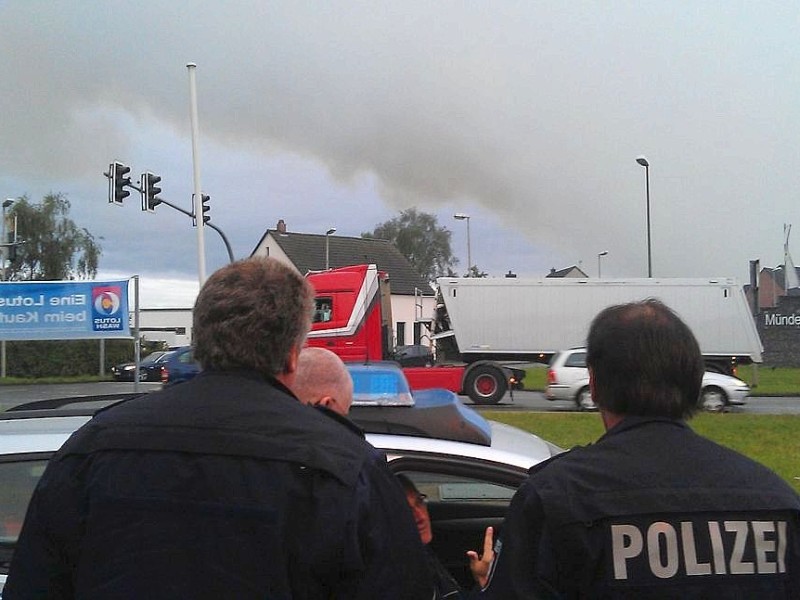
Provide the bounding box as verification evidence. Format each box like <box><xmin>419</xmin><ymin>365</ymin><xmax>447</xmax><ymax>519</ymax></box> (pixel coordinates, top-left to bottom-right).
<box><xmin>433</xmin><ymin>276</ymin><xmax>763</xmax><ymax>376</ymax></box>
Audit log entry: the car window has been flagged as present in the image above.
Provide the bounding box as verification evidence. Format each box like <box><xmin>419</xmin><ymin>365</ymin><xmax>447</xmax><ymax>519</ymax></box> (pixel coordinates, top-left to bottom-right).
<box><xmin>564</xmin><ymin>352</ymin><xmax>586</xmax><ymax>368</ymax></box>
<box><xmin>403</xmin><ymin>471</ymin><xmax>516</xmax><ymax>504</ymax></box>
<box><xmin>404</xmin><ymin>470</ymin><xmax>516</xmax><ymax>504</ymax></box>
<box><xmin>313</xmin><ymin>297</ymin><xmax>333</xmax><ymax>323</ymax></box>
<box><xmin>0</xmin><ymin>458</ymin><xmax>49</xmax><ymax>544</ymax></box>
<box><xmin>178</xmin><ymin>350</ymin><xmax>195</xmax><ymax>364</ymax></box>
<box><xmin>140</xmin><ymin>352</ymin><xmax>165</xmax><ymax>365</ymax></box>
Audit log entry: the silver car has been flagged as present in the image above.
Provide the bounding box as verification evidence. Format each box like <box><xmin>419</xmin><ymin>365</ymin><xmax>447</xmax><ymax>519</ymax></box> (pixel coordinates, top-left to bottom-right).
<box><xmin>545</xmin><ymin>348</ymin><xmax>750</xmax><ymax>412</ymax></box>
<box><xmin>0</xmin><ymin>367</ymin><xmax>560</xmax><ymax>593</ymax></box>
<box><xmin>545</xmin><ymin>348</ymin><xmax>596</xmax><ymax>410</ymax></box>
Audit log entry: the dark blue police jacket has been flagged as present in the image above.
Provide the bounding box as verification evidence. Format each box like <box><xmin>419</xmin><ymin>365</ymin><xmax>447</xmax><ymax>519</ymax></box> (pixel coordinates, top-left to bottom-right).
<box><xmin>5</xmin><ymin>370</ymin><xmax>431</xmax><ymax>600</ymax></box>
<box><xmin>479</xmin><ymin>416</ymin><xmax>800</xmax><ymax>599</ymax></box>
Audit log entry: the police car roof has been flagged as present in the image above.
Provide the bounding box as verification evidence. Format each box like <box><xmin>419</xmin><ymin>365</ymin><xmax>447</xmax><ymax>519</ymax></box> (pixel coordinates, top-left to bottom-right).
<box><xmin>345</xmin><ymin>361</ymin><xmax>492</xmax><ymax>445</ymax></box>
<box><xmin>6</xmin><ymin>386</ymin><xmax>494</xmax><ymax>447</ymax></box>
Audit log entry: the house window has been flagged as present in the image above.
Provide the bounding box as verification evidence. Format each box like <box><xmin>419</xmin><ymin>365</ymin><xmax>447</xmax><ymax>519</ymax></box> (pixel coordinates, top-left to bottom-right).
<box><xmin>413</xmin><ymin>322</ymin><xmax>423</xmax><ymax>345</ymax></box>
<box><xmin>396</xmin><ymin>321</ymin><xmax>406</xmax><ymax>346</ymax></box>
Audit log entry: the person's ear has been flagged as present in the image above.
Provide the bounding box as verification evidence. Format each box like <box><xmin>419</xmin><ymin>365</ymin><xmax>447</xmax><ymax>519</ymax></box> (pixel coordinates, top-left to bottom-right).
<box><xmin>284</xmin><ymin>346</ymin><xmax>299</xmax><ymax>375</ymax></box>
<box><xmin>318</xmin><ymin>396</ymin><xmax>333</xmax><ymax>408</ymax></box>
<box><xmin>278</xmin><ymin>346</ymin><xmax>300</xmax><ymax>389</ymax></box>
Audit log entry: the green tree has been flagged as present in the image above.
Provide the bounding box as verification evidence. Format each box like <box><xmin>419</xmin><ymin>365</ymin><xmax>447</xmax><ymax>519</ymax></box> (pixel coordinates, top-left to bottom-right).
<box><xmin>465</xmin><ymin>265</ymin><xmax>488</xmax><ymax>278</ymax></box>
<box><xmin>5</xmin><ymin>193</ymin><xmax>101</xmax><ymax>281</ymax></box>
<box><xmin>362</xmin><ymin>208</ymin><xmax>457</xmax><ymax>282</ymax></box>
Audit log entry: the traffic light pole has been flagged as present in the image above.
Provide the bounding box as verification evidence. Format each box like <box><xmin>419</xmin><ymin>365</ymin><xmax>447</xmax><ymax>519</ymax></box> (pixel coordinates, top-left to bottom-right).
<box><xmin>187</xmin><ymin>63</ymin><xmax>207</xmax><ymax>285</ymax></box>
<box><xmin>156</xmin><ymin>197</ymin><xmax>234</xmax><ymax>263</ymax></box>
<box><xmin>103</xmin><ymin>169</ymin><xmax>235</xmax><ymax>264</ymax></box>
<box><xmin>1</xmin><ymin>200</ymin><xmax>10</xmax><ymax>282</ymax></box>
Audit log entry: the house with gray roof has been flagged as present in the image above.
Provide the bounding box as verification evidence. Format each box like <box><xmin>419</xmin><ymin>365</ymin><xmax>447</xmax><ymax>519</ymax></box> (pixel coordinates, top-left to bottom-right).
<box><xmin>250</xmin><ymin>220</ymin><xmax>436</xmax><ymax>347</ymax></box>
<box><xmin>545</xmin><ymin>265</ymin><xmax>589</xmax><ymax>278</ymax></box>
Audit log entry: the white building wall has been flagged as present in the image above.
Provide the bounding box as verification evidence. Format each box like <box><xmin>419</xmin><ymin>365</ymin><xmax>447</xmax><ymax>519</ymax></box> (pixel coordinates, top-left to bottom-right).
<box><xmin>391</xmin><ymin>294</ymin><xmax>437</xmax><ymax>349</ymax></box>
<box><xmin>137</xmin><ymin>308</ymin><xmax>193</xmax><ymax>348</ymax></box>
<box><xmin>251</xmin><ymin>239</ymin><xmax>293</xmax><ymax>267</ymax></box>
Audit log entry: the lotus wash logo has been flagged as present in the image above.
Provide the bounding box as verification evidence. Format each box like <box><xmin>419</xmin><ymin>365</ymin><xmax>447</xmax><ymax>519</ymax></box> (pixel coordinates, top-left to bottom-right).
<box><xmin>92</xmin><ymin>286</ymin><xmax>124</xmax><ymax>331</ymax></box>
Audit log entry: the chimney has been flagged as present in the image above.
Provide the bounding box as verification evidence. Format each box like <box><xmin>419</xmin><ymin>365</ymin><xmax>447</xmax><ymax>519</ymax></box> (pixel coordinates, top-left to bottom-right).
<box><xmin>276</xmin><ymin>219</ymin><xmax>287</xmax><ymax>234</ymax></box>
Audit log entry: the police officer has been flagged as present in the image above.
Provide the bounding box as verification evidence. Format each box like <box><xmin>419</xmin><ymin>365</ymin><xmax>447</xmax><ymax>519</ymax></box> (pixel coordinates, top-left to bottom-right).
<box><xmin>479</xmin><ymin>299</ymin><xmax>800</xmax><ymax>598</ymax></box>
<box><xmin>6</xmin><ymin>257</ymin><xmax>431</xmax><ymax>599</ymax></box>
<box><xmin>293</xmin><ymin>347</ymin><xmax>354</xmax><ymax>416</ymax></box>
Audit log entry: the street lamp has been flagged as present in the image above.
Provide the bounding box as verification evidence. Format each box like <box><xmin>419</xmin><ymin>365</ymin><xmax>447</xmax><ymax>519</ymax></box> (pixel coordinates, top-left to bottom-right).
<box><xmin>1</xmin><ymin>198</ymin><xmax>13</xmax><ymax>379</ymax></box>
<box><xmin>325</xmin><ymin>227</ymin><xmax>336</xmax><ymax>270</ymax></box>
<box><xmin>597</xmin><ymin>250</ymin><xmax>608</xmax><ymax>278</ymax></box>
<box><xmin>2</xmin><ymin>199</ymin><xmax>14</xmax><ymax>282</ymax></box>
<box><xmin>453</xmin><ymin>213</ymin><xmax>471</xmax><ymax>275</ymax></box>
<box><xmin>636</xmin><ymin>156</ymin><xmax>652</xmax><ymax>277</ymax></box>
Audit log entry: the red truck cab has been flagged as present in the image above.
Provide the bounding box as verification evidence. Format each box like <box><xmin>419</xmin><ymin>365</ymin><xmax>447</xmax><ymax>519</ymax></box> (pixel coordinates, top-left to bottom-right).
<box><xmin>305</xmin><ymin>264</ymin><xmax>519</xmax><ymax>405</ymax></box>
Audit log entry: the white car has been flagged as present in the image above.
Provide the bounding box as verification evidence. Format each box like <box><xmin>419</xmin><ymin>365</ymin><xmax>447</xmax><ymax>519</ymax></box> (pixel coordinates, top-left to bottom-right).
<box><xmin>0</xmin><ymin>366</ymin><xmax>561</xmax><ymax>593</ymax></box>
<box><xmin>545</xmin><ymin>348</ymin><xmax>750</xmax><ymax>412</ymax></box>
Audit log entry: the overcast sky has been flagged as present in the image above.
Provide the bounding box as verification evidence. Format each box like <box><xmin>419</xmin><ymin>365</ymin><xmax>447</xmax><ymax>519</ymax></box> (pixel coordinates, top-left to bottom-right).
<box><xmin>1</xmin><ymin>1</ymin><xmax>798</xmax><ymax>307</ymax></box>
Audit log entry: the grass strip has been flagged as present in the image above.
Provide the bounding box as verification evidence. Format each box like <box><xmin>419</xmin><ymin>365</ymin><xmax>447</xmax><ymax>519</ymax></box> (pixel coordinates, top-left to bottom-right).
<box><xmin>484</xmin><ymin>411</ymin><xmax>800</xmax><ymax>493</ymax></box>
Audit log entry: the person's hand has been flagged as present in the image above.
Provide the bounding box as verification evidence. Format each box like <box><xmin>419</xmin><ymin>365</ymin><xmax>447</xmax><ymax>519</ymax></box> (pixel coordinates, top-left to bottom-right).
<box><xmin>466</xmin><ymin>526</ymin><xmax>494</xmax><ymax>588</ymax></box>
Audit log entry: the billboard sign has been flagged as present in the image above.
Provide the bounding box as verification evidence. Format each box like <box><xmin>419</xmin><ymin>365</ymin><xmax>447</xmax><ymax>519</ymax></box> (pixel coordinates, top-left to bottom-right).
<box><xmin>0</xmin><ymin>280</ymin><xmax>131</xmax><ymax>340</ymax></box>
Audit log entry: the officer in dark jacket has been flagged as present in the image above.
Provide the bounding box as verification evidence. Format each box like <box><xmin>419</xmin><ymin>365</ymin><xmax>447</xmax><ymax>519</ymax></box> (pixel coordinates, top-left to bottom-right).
<box><xmin>5</xmin><ymin>257</ymin><xmax>431</xmax><ymax>600</ymax></box>
<box><xmin>479</xmin><ymin>299</ymin><xmax>800</xmax><ymax>599</ymax></box>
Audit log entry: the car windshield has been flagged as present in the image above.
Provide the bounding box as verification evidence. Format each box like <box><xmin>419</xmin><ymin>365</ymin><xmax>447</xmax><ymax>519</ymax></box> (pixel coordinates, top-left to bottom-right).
<box><xmin>0</xmin><ymin>459</ymin><xmax>49</xmax><ymax>545</ymax></box>
<box><xmin>140</xmin><ymin>351</ymin><xmax>167</xmax><ymax>365</ymax></box>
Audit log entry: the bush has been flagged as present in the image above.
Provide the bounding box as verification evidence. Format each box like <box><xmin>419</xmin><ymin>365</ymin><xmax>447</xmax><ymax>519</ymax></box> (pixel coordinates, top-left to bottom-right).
<box><xmin>1</xmin><ymin>339</ymin><xmax>166</xmax><ymax>378</ymax></box>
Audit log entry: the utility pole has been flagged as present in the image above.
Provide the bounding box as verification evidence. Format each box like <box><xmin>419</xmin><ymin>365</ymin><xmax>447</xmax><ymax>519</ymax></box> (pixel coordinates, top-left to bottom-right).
<box><xmin>187</xmin><ymin>63</ymin><xmax>207</xmax><ymax>285</ymax></box>
<box><xmin>1</xmin><ymin>198</ymin><xmax>14</xmax><ymax>378</ymax></box>
<box><xmin>636</xmin><ymin>156</ymin><xmax>652</xmax><ymax>277</ymax></box>
<box><xmin>1</xmin><ymin>199</ymin><xmax>12</xmax><ymax>281</ymax></box>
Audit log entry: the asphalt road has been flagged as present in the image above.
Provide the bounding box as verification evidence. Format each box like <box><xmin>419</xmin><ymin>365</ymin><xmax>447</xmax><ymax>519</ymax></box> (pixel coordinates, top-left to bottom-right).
<box><xmin>2</xmin><ymin>383</ymin><xmax>799</xmax><ymax>415</ymax></box>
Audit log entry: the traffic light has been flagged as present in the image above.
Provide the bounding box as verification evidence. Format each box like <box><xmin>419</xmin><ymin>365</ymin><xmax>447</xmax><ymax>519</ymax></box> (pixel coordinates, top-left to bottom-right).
<box><xmin>191</xmin><ymin>193</ymin><xmax>211</xmax><ymax>226</ymax></box>
<box><xmin>201</xmin><ymin>194</ymin><xmax>210</xmax><ymax>224</ymax></box>
<box><xmin>141</xmin><ymin>172</ymin><xmax>162</xmax><ymax>212</ymax></box>
<box><xmin>109</xmin><ymin>161</ymin><xmax>131</xmax><ymax>205</ymax></box>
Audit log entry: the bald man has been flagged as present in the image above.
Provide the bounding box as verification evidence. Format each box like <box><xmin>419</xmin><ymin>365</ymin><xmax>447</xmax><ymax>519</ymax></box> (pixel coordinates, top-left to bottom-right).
<box><xmin>292</xmin><ymin>347</ymin><xmax>354</xmax><ymax>416</ymax></box>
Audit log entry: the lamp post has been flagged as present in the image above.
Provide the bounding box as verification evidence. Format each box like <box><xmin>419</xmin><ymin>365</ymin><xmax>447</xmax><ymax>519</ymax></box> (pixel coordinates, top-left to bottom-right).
<box><xmin>636</xmin><ymin>156</ymin><xmax>652</xmax><ymax>277</ymax></box>
<box><xmin>186</xmin><ymin>63</ymin><xmax>207</xmax><ymax>285</ymax></box>
<box><xmin>453</xmin><ymin>213</ymin><xmax>471</xmax><ymax>274</ymax></box>
<box><xmin>325</xmin><ymin>227</ymin><xmax>336</xmax><ymax>270</ymax></box>
<box><xmin>1</xmin><ymin>198</ymin><xmax>14</xmax><ymax>282</ymax></box>
<box><xmin>597</xmin><ymin>250</ymin><xmax>608</xmax><ymax>278</ymax></box>
<box><xmin>1</xmin><ymin>198</ymin><xmax>12</xmax><ymax>379</ymax></box>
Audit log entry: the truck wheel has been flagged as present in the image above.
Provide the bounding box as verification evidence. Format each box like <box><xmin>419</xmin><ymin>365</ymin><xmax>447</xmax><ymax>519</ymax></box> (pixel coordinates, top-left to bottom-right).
<box><xmin>465</xmin><ymin>365</ymin><xmax>507</xmax><ymax>405</ymax></box>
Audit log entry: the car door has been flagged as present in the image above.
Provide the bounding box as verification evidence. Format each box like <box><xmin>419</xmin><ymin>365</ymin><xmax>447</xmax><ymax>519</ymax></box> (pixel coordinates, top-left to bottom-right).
<box><xmin>0</xmin><ymin>453</ymin><xmax>53</xmax><ymax>591</ymax></box>
<box><xmin>387</xmin><ymin>455</ymin><xmax>526</xmax><ymax>590</ymax></box>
